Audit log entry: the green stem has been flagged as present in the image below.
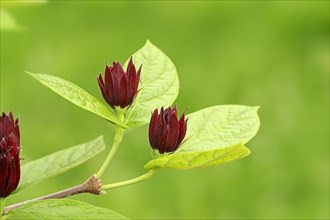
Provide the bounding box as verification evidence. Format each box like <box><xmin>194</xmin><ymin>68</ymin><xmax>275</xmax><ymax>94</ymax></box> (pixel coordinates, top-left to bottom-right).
<box><xmin>0</xmin><ymin>198</ymin><xmax>5</xmax><ymax>217</ymax></box>
<box><xmin>96</xmin><ymin>126</ymin><xmax>125</xmax><ymax>178</ymax></box>
<box><xmin>102</xmin><ymin>169</ymin><xmax>158</xmax><ymax>190</ymax></box>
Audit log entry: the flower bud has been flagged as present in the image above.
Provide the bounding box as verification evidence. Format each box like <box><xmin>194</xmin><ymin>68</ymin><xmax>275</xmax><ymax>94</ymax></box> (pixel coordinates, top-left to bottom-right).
<box><xmin>0</xmin><ymin>112</ymin><xmax>21</xmax><ymax>198</ymax></box>
<box><xmin>97</xmin><ymin>57</ymin><xmax>141</xmax><ymax>109</ymax></box>
<box><xmin>149</xmin><ymin>106</ymin><xmax>188</xmax><ymax>154</ymax></box>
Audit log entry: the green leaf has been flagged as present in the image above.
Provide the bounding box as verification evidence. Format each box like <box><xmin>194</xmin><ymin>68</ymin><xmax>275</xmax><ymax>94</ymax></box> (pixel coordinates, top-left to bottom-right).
<box><xmin>16</xmin><ymin>136</ymin><xmax>106</xmax><ymax>193</ymax></box>
<box><xmin>124</xmin><ymin>40</ymin><xmax>180</xmax><ymax>128</ymax></box>
<box><xmin>145</xmin><ymin>143</ymin><xmax>250</xmax><ymax>169</ymax></box>
<box><xmin>9</xmin><ymin>199</ymin><xmax>128</xmax><ymax>219</ymax></box>
<box><xmin>145</xmin><ymin>105</ymin><xmax>260</xmax><ymax>169</ymax></box>
<box><xmin>26</xmin><ymin>71</ymin><xmax>126</xmax><ymax>128</ymax></box>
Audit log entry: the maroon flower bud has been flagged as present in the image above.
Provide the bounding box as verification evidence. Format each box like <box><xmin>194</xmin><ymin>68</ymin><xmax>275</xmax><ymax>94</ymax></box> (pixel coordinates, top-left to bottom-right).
<box><xmin>0</xmin><ymin>112</ymin><xmax>21</xmax><ymax>198</ymax></box>
<box><xmin>97</xmin><ymin>57</ymin><xmax>141</xmax><ymax>109</ymax></box>
<box><xmin>149</xmin><ymin>106</ymin><xmax>188</xmax><ymax>154</ymax></box>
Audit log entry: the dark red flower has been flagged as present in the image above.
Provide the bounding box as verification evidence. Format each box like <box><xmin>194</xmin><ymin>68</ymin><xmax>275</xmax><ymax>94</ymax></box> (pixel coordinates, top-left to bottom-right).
<box><xmin>0</xmin><ymin>112</ymin><xmax>21</xmax><ymax>198</ymax></box>
<box><xmin>149</xmin><ymin>106</ymin><xmax>188</xmax><ymax>154</ymax></box>
<box><xmin>97</xmin><ymin>57</ymin><xmax>141</xmax><ymax>109</ymax></box>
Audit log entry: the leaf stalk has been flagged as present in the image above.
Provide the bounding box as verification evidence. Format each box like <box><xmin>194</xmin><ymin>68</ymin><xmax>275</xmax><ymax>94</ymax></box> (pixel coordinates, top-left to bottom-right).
<box><xmin>102</xmin><ymin>168</ymin><xmax>158</xmax><ymax>190</ymax></box>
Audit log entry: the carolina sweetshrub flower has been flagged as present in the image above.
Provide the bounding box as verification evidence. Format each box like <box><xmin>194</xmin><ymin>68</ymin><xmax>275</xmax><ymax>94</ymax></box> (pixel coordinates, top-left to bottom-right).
<box><xmin>0</xmin><ymin>112</ymin><xmax>21</xmax><ymax>198</ymax></box>
<box><xmin>97</xmin><ymin>57</ymin><xmax>142</xmax><ymax>109</ymax></box>
<box><xmin>149</xmin><ymin>106</ymin><xmax>188</xmax><ymax>154</ymax></box>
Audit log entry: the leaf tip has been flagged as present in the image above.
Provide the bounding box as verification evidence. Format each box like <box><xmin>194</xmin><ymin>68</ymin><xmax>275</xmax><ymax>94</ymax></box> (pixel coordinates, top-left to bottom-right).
<box><xmin>25</xmin><ymin>70</ymin><xmax>33</xmax><ymax>75</ymax></box>
<box><xmin>96</xmin><ymin>135</ymin><xmax>104</xmax><ymax>141</ymax></box>
<box><xmin>144</xmin><ymin>39</ymin><xmax>156</xmax><ymax>49</ymax></box>
<box><xmin>25</xmin><ymin>71</ymin><xmax>39</xmax><ymax>79</ymax></box>
<box><xmin>95</xmin><ymin>135</ymin><xmax>106</xmax><ymax>150</ymax></box>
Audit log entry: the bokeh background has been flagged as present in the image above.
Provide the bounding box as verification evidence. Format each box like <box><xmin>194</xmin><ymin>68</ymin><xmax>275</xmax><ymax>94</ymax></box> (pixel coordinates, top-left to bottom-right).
<box><xmin>1</xmin><ymin>1</ymin><xmax>329</xmax><ymax>219</ymax></box>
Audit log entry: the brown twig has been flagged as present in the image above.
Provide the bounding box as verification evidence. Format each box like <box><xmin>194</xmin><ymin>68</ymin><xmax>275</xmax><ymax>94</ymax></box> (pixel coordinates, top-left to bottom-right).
<box><xmin>2</xmin><ymin>175</ymin><xmax>102</xmax><ymax>215</ymax></box>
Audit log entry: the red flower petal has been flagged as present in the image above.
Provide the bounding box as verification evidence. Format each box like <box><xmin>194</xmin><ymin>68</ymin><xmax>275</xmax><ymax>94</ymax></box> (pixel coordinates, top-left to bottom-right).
<box><xmin>159</xmin><ymin>125</ymin><xmax>169</xmax><ymax>154</ymax></box>
<box><xmin>165</xmin><ymin>111</ymin><xmax>180</xmax><ymax>152</ymax></box>
<box><xmin>149</xmin><ymin>109</ymin><xmax>159</xmax><ymax>149</ymax></box>
<box><xmin>119</xmin><ymin>74</ymin><xmax>128</xmax><ymax>108</ymax></box>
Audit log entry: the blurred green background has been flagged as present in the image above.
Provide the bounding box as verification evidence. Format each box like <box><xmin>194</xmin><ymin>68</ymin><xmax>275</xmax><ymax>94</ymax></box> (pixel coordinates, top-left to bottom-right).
<box><xmin>1</xmin><ymin>1</ymin><xmax>329</xmax><ymax>219</ymax></box>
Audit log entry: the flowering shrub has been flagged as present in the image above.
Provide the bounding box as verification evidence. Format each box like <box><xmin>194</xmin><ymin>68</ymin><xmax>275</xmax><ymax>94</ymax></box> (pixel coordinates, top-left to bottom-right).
<box><xmin>0</xmin><ymin>41</ymin><xmax>260</xmax><ymax>219</ymax></box>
